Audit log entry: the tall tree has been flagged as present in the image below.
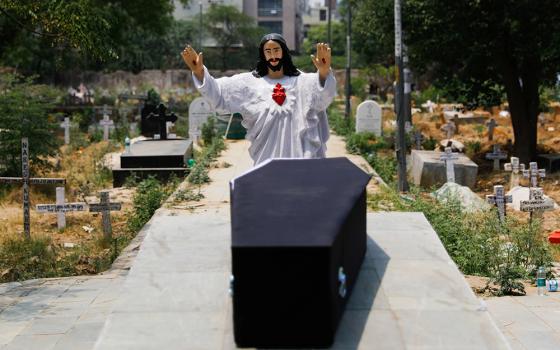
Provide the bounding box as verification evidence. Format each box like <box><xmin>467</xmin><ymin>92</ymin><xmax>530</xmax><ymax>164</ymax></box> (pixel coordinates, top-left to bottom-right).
<box><xmin>353</xmin><ymin>0</ymin><xmax>560</xmax><ymax>163</ymax></box>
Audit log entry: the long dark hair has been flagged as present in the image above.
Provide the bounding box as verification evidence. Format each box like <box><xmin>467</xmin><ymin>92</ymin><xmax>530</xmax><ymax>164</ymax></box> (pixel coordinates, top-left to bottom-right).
<box><xmin>252</xmin><ymin>33</ymin><xmax>300</xmax><ymax>78</ymax></box>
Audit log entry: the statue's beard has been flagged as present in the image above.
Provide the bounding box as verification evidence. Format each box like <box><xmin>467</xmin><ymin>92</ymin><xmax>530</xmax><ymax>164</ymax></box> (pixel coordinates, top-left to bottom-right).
<box><xmin>267</xmin><ymin>58</ymin><xmax>283</xmax><ymax>72</ymax></box>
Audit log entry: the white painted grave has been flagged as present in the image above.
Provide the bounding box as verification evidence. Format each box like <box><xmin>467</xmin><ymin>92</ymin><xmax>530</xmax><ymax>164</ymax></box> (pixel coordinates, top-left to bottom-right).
<box><xmin>439</xmin><ymin>147</ymin><xmax>459</xmax><ymax>183</ymax></box>
<box><xmin>36</xmin><ymin>187</ymin><xmax>86</xmax><ymax>229</ymax></box>
<box><xmin>188</xmin><ymin>97</ymin><xmax>215</xmax><ymax>142</ymax></box>
<box><xmin>504</xmin><ymin>157</ymin><xmax>525</xmax><ymax>188</ymax></box>
<box><xmin>485</xmin><ymin>144</ymin><xmax>507</xmax><ymax>171</ymax></box>
<box><xmin>486</xmin><ymin>185</ymin><xmax>512</xmax><ymax>223</ymax></box>
<box><xmin>356</xmin><ymin>100</ymin><xmax>382</xmax><ymax>136</ymax></box>
<box><xmin>60</xmin><ymin>117</ymin><xmax>71</xmax><ymax>145</ymax></box>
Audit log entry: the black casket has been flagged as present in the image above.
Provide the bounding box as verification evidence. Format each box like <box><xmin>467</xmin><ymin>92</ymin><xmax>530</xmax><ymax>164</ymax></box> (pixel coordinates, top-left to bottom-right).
<box><xmin>230</xmin><ymin>157</ymin><xmax>371</xmax><ymax>348</ymax></box>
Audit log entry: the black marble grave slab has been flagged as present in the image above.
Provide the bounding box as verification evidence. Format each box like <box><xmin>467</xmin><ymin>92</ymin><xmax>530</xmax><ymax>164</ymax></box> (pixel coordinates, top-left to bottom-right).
<box><xmin>537</xmin><ymin>153</ymin><xmax>560</xmax><ymax>173</ymax></box>
<box><xmin>230</xmin><ymin>158</ymin><xmax>371</xmax><ymax>348</ymax></box>
<box><xmin>120</xmin><ymin>139</ymin><xmax>192</xmax><ymax>169</ymax></box>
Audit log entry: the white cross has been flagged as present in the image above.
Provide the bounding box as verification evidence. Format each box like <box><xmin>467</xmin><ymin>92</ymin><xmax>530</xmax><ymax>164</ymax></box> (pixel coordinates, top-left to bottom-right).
<box><xmin>35</xmin><ymin>187</ymin><xmax>86</xmax><ymax>229</ymax></box>
<box><xmin>486</xmin><ymin>118</ymin><xmax>497</xmax><ymax>141</ymax></box>
<box><xmin>486</xmin><ymin>185</ymin><xmax>512</xmax><ymax>223</ymax></box>
<box><xmin>504</xmin><ymin>157</ymin><xmax>525</xmax><ymax>187</ymax></box>
<box><xmin>441</xmin><ymin>121</ymin><xmax>456</xmax><ymax>139</ymax></box>
<box><xmin>485</xmin><ymin>144</ymin><xmax>508</xmax><ymax>171</ymax></box>
<box><xmin>523</xmin><ymin>162</ymin><xmax>545</xmax><ymax>187</ymax></box>
<box><xmin>440</xmin><ymin>147</ymin><xmax>459</xmax><ymax>183</ymax></box>
<box><xmin>99</xmin><ymin>114</ymin><xmax>114</xmax><ymax>141</ymax></box>
<box><xmin>520</xmin><ymin>187</ymin><xmax>554</xmax><ymax>222</ymax></box>
<box><xmin>60</xmin><ymin>117</ymin><xmax>71</xmax><ymax>145</ymax></box>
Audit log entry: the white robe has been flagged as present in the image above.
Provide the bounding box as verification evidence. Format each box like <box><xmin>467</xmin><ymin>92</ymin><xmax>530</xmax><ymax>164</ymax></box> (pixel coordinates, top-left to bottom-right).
<box><xmin>192</xmin><ymin>66</ymin><xmax>336</xmax><ymax>165</ymax></box>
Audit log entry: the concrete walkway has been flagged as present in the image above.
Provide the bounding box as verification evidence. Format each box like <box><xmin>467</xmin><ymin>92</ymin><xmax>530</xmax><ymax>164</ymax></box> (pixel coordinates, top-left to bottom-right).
<box><xmin>0</xmin><ymin>134</ymin><xmax>553</xmax><ymax>349</ymax></box>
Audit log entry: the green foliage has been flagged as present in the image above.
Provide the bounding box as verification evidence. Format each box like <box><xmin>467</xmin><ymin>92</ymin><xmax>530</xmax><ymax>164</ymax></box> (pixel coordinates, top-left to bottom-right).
<box><xmin>127</xmin><ymin>177</ymin><xmax>172</xmax><ymax>233</ymax></box>
<box><xmin>366</xmin><ymin>153</ymin><xmax>397</xmax><ymax>185</ymax></box>
<box><xmin>464</xmin><ymin>140</ymin><xmax>482</xmax><ymax>158</ymax></box>
<box><xmin>187</xmin><ymin>137</ymin><xmax>226</xmax><ymax>185</ymax></box>
<box><xmin>346</xmin><ymin>132</ymin><xmax>387</xmax><ymax>155</ymax></box>
<box><xmin>327</xmin><ymin>106</ymin><xmax>354</xmax><ymax>136</ymax></box>
<box><xmin>201</xmin><ymin>117</ymin><xmax>217</xmax><ymax>145</ymax></box>
<box><xmin>0</xmin><ymin>73</ymin><xmax>62</xmax><ymax>176</ymax></box>
<box><xmin>173</xmin><ymin>188</ymin><xmax>204</xmax><ymax>202</ymax></box>
<box><xmin>422</xmin><ymin>136</ymin><xmax>438</xmax><ymax>151</ymax></box>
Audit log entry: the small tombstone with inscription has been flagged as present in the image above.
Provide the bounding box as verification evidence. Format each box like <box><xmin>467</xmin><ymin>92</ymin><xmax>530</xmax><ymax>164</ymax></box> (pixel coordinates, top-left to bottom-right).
<box><xmin>441</xmin><ymin>121</ymin><xmax>456</xmax><ymax>140</ymax></box>
<box><xmin>485</xmin><ymin>144</ymin><xmax>508</xmax><ymax>171</ymax></box>
<box><xmin>504</xmin><ymin>157</ymin><xmax>525</xmax><ymax>188</ymax></box>
<box><xmin>355</xmin><ymin>100</ymin><xmax>382</xmax><ymax>136</ymax></box>
<box><xmin>440</xmin><ymin>147</ymin><xmax>459</xmax><ymax>183</ymax></box>
<box><xmin>523</xmin><ymin>162</ymin><xmax>546</xmax><ymax>187</ymax></box>
<box><xmin>36</xmin><ymin>187</ymin><xmax>86</xmax><ymax>229</ymax></box>
<box><xmin>60</xmin><ymin>117</ymin><xmax>71</xmax><ymax>145</ymax></box>
<box><xmin>0</xmin><ymin>138</ymin><xmax>65</xmax><ymax>238</ymax></box>
<box><xmin>520</xmin><ymin>187</ymin><xmax>554</xmax><ymax>222</ymax></box>
<box><xmin>486</xmin><ymin>185</ymin><xmax>512</xmax><ymax>223</ymax></box>
<box><xmin>486</xmin><ymin>118</ymin><xmax>497</xmax><ymax>141</ymax></box>
<box><xmin>89</xmin><ymin>191</ymin><xmax>122</xmax><ymax>240</ymax></box>
<box><xmin>189</xmin><ymin>97</ymin><xmax>215</xmax><ymax>142</ymax></box>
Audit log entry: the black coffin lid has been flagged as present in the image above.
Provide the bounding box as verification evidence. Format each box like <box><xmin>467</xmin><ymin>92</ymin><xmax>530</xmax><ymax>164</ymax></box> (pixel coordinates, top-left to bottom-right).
<box><xmin>230</xmin><ymin>157</ymin><xmax>371</xmax><ymax>248</ymax></box>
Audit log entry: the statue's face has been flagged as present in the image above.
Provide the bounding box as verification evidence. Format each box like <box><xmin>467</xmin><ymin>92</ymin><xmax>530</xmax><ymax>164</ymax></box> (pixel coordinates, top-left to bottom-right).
<box><xmin>263</xmin><ymin>40</ymin><xmax>283</xmax><ymax>68</ymax></box>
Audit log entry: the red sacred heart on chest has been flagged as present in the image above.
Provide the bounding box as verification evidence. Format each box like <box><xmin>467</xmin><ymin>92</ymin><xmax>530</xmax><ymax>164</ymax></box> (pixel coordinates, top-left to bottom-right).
<box><xmin>272</xmin><ymin>83</ymin><xmax>286</xmax><ymax>106</ymax></box>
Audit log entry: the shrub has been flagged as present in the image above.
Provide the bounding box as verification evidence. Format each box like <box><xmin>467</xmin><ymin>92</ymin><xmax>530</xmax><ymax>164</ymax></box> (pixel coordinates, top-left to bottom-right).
<box><xmin>127</xmin><ymin>177</ymin><xmax>170</xmax><ymax>233</ymax></box>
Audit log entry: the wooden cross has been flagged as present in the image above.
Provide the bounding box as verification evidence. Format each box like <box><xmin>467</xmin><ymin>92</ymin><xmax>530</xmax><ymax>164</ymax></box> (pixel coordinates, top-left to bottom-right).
<box><xmin>504</xmin><ymin>157</ymin><xmax>525</xmax><ymax>188</ymax></box>
<box><xmin>440</xmin><ymin>147</ymin><xmax>459</xmax><ymax>183</ymax></box>
<box><xmin>486</xmin><ymin>185</ymin><xmax>512</xmax><ymax>223</ymax></box>
<box><xmin>486</xmin><ymin>118</ymin><xmax>497</xmax><ymax>141</ymax></box>
<box><xmin>89</xmin><ymin>191</ymin><xmax>122</xmax><ymax>240</ymax></box>
<box><xmin>441</xmin><ymin>121</ymin><xmax>456</xmax><ymax>139</ymax></box>
<box><xmin>99</xmin><ymin>114</ymin><xmax>114</xmax><ymax>141</ymax></box>
<box><xmin>60</xmin><ymin>117</ymin><xmax>71</xmax><ymax>145</ymax></box>
<box><xmin>523</xmin><ymin>162</ymin><xmax>546</xmax><ymax>187</ymax></box>
<box><xmin>520</xmin><ymin>187</ymin><xmax>554</xmax><ymax>222</ymax></box>
<box><xmin>413</xmin><ymin>131</ymin><xmax>424</xmax><ymax>150</ymax></box>
<box><xmin>0</xmin><ymin>138</ymin><xmax>65</xmax><ymax>239</ymax></box>
<box><xmin>485</xmin><ymin>144</ymin><xmax>508</xmax><ymax>171</ymax></box>
<box><xmin>36</xmin><ymin>187</ymin><xmax>86</xmax><ymax>229</ymax></box>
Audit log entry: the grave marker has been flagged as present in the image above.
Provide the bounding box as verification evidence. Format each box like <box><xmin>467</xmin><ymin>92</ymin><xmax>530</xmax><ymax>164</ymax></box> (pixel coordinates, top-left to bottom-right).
<box><xmin>485</xmin><ymin>144</ymin><xmax>508</xmax><ymax>171</ymax></box>
<box><xmin>486</xmin><ymin>185</ymin><xmax>512</xmax><ymax>223</ymax></box>
<box><xmin>413</xmin><ymin>131</ymin><xmax>424</xmax><ymax>150</ymax></box>
<box><xmin>440</xmin><ymin>147</ymin><xmax>459</xmax><ymax>183</ymax></box>
<box><xmin>0</xmin><ymin>138</ymin><xmax>65</xmax><ymax>239</ymax></box>
<box><xmin>147</xmin><ymin>104</ymin><xmax>178</xmax><ymax>140</ymax></box>
<box><xmin>504</xmin><ymin>157</ymin><xmax>525</xmax><ymax>187</ymax></box>
<box><xmin>523</xmin><ymin>162</ymin><xmax>545</xmax><ymax>187</ymax></box>
<box><xmin>520</xmin><ymin>187</ymin><xmax>554</xmax><ymax>222</ymax></box>
<box><xmin>189</xmin><ymin>97</ymin><xmax>215</xmax><ymax>142</ymax></box>
<box><xmin>60</xmin><ymin>117</ymin><xmax>71</xmax><ymax>145</ymax></box>
<box><xmin>36</xmin><ymin>187</ymin><xmax>86</xmax><ymax>229</ymax></box>
<box><xmin>89</xmin><ymin>191</ymin><xmax>122</xmax><ymax>240</ymax></box>
<box><xmin>441</xmin><ymin>121</ymin><xmax>456</xmax><ymax>139</ymax></box>
<box><xmin>99</xmin><ymin>114</ymin><xmax>114</xmax><ymax>141</ymax></box>
<box><xmin>355</xmin><ymin>100</ymin><xmax>382</xmax><ymax>136</ymax></box>
<box><xmin>486</xmin><ymin>118</ymin><xmax>497</xmax><ymax>141</ymax></box>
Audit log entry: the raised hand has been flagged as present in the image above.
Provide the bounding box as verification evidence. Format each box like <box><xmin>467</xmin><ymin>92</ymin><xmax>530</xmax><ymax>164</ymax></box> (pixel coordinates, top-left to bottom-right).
<box><xmin>181</xmin><ymin>45</ymin><xmax>204</xmax><ymax>81</ymax></box>
<box><xmin>310</xmin><ymin>43</ymin><xmax>332</xmax><ymax>80</ymax></box>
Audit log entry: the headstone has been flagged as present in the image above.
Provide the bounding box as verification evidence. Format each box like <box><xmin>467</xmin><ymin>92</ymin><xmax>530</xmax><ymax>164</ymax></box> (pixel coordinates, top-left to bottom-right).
<box><xmin>411</xmin><ymin>150</ymin><xmax>478</xmax><ymax>189</ymax></box>
<box><xmin>520</xmin><ymin>187</ymin><xmax>554</xmax><ymax>222</ymax></box>
<box><xmin>355</xmin><ymin>100</ymin><xmax>382</xmax><ymax>136</ymax></box>
<box><xmin>523</xmin><ymin>162</ymin><xmax>545</xmax><ymax>187</ymax></box>
<box><xmin>504</xmin><ymin>157</ymin><xmax>525</xmax><ymax>188</ymax></box>
<box><xmin>35</xmin><ymin>187</ymin><xmax>87</xmax><ymax>229</ymax></box>
<box><xmin>485</xmin><ymin>144</ymin><xmax>508</xmax><ymax>171</ymax></box>
<box><xmin>60</xmin><ymin>117</ymin><xmax>70</xmax><ymax>145</ymax></box>
<box><xmin>89</xmin><ymin>191</ymin><xmax>122</xmax><ymax>240</ymax></box>
<box><xmin>421</xmin><ymin>100</ymin><xmax>436</xmax><ymax>113</ymax></box>
<box><xmin>0</xmin><ymin>138</ymin><xmax>65</xmax><ymax>238</ymax></box>
<box><xmin>507</xmin><ymin>186</ymin><xmax>559</xmax><ymax>211</ymax></box>
<box><xmin>99</xmin><ymin>114</ymin><xmax>114</xmax><ymax>141</ymax></box>
<box><xmin>189</xmin><ymin>97</ymin><xmax>215</xmax><ymax>142</ymax></box>
<box><xmin>441</xmin><ymin>121</ymin><xmax>456</xmax><ymax>139</ymax></box>
<box><xmin>146</xmin><ymin>104</ymin><xmax>178</xmax><ymax>140</ymax></box>
<box><xmin>486</xmin><ymin>118</ymin><xmax>497</xmax><ymax>141</ymax></box>
<box><xmin>440</xmin><ymin>147</ymin><xmax>459</xmax><ymax>183</ymax></box>
<box><xmin>486</xmin><ymin>185</ymin><xmax>512</xmax><ymax>223</ymax></box>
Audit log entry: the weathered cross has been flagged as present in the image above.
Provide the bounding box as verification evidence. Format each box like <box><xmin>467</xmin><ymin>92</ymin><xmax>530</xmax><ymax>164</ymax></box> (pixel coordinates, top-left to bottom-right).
<box><xmin>520</xmin><ymin>187</ymin><xmax>554</xmax><ymax>222</ymax></box>
<box><xmin>486</xmin><ymin>118</ymin><xmax>497</xmax><ymax>141</ymax></box>
<box><xmin>440</xmin><ymin>147</ymin><xmax>459</xmax><ymax>183</ymax></box>
<box><xmin>36</xmin><ymin>187</ymin><xmax>87</xmax><ymax>229</ymax></box>
<box><xmin>485</xmin><ymin>144</ymin><xmax>508</xmax><ymax>171</ymax></box>
<box><xmin>504</xmin><ymin>157</ymin><xmax>525</xmax><ymax>188</ymax></box>
<box><xmin>413</xmin><ymin>131</ymin><xmax>424</xmax><ymax>150</ymax></box>
<box><xmin>99</xmin><ymin>114</ymin><xmax>114</xmax><ymax>141</ymax></box>
<box><xmin>89</xmin><ymin>191</ymin><xmax>122</xmax><ymax>240</ymax></box>
<box><xmin>523</xmin><ymin>162</ymin><xmax>546</xmax><ymax>187</ymax></box>
<box><xmin>441</xmin><ymin>121</ymin><xmax>456</xmax><ymax>139</ymax></box>
<box><xmin>0</xmin><ymin>138</ymin><xmax>65</xmax><ymax>239</ymax></box>
<box><xmin>147</xmin><ymin>103</ymin><xmax>178</xmax><ymax>140</ymax></box>
<box><xmin>60</xmin><ymin>117</ymin><xmax>71</xmax><ymax>145</ymax></box>
<box><xmin>486</xmin><ymin>185</ymin><xmax>512</xmax><ymax>223</ymax></box>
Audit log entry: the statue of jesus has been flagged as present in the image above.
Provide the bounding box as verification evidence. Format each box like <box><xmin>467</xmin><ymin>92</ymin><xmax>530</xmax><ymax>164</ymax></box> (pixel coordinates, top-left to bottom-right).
<box><xmin>181</xmin><ymin>33</ymin><xmax>336</xmax><ymax>165</ymax></box>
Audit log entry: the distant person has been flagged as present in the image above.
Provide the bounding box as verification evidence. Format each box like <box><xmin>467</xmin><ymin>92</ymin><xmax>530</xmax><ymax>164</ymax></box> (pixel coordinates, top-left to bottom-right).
<box><xmin>181</xmin><ymin>33</ymin><xmax>336</xmax><ymax>165</ymax></box>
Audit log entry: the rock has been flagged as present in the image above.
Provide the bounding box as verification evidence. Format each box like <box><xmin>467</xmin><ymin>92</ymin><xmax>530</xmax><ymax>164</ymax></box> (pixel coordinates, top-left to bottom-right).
<box><xmin>431</xmin><ymin>182</ymin><xmax>491</xmax><ymax>212</ymax></box>
<box><xmin>439</xmin><ymin>139</ymin><xmax>465</xmax><ymax>152</ymax></box>
<box><xmin>506</xmin><ymin>186</ymin><xmax>559</xmax><ymax>211</ymax></box>
<box><xmin>410</xmin><ymin>150</ymin><xmax>478</xmax><ymax>189</ymax></box>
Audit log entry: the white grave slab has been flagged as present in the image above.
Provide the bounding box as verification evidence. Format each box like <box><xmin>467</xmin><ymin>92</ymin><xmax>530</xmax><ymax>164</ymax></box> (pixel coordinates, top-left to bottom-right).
<box><xmin>355</xmin><ymin>100</ymin><xmax>382</xmax><ymax>136</ymax></box>
<box><xmin>188</xmin><ymin>97</ymin><xmax>215</xmax><ymax>142</ymax></box>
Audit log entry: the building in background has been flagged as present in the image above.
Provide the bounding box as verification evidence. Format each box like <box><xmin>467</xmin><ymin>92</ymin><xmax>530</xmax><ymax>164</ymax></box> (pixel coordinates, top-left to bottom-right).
<box><xmin>173</xmin><ymin>0</ymin><xmax>243</xmax><ymax>21</ymax></box>
<box><xmin>302</xmin><ymin>0</ymin><xmax>341</xmax><ymax>39</ymax></box>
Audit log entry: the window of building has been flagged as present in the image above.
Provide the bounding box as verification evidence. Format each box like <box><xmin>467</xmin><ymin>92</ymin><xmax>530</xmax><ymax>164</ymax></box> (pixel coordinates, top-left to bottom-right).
<box><xmin>258</xmin><ymin>0</ymin><xmax>283</xmax><ymax>17</ymax></box>
<box><xmin>319</xmin><ymin>9</ymin><xmax>327</xmax><ymax>21</ymax></box>
<box><xmin>258</xmin><ymin>21</ymin><xmax>283</xmax><ymax>35</ymax></box>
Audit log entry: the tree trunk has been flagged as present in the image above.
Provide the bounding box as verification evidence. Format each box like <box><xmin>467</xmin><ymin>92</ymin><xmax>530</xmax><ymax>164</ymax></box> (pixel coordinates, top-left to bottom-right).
<box><xmin>497</xmin><ymin>46</ymin><xmax>539</xmax><ymax>165</ymax></box>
